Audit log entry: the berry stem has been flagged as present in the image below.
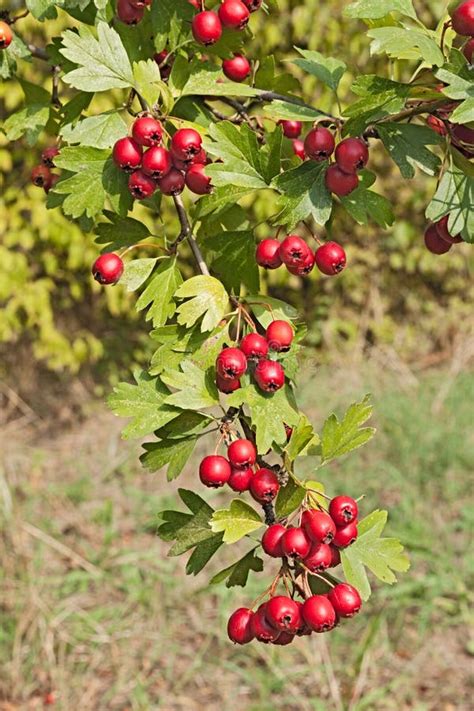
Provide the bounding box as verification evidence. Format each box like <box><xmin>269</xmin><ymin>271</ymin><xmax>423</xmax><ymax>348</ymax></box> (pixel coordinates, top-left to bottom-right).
<box><xmin>171</xmin><ymin>195</ymin><xmax>210</xmax><ymax>276</ymax></box>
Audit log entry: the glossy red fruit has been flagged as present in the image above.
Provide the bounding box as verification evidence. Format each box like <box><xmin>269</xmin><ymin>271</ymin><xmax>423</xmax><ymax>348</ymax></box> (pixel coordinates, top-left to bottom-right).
<box><xmin>128</xmin><ymin>0</ymin><xmax>151</xmax><ymax>7</ymax></box>
<box><xmin>435</xmin><ymin>216</ymin><xmax>463</xmax><ymax>244</ymax></box>
<box><xmin>128</xmin><ymin>170</ymin><xmax>156</xmax><ymax>199</ymax></box>
<box><xmin>240</xmin><ymin>333</ymin><xmax>269</xmax><ymax>360</ymax></box>
<box><xmin>218</xmin><ymin>0</ymin><xmax>250</xmax><ymax>29</ymax></box>
<box><xmin>333</xmin><ymin>521</ymin><xmax>358</xmax><ymax>548</ymax></box>
<box><xmin>41</xmin><ymin>146</ymin><xmax>60</xmax><ymax>167</ymax></box>
<box><xmin>251</xmin><ymin>603</ymin><xmax>281</xmax><ymax>643</ymax></box>
<box><xmin>92</xmin><ymin>253</ymin><xmax>124</xmax><ymax>285</ymax></box>
<box><xmin>279</xmin><ymin>120</ymin><xmax>303</xmax><ymax>139</ymax></box>
<box><xmin>329</xmin><ymin>545</ymin><xmax>341</xmax><ymax>568</ymax></box>
<box><xmin>132</xmin><ymin>117</ymin><xmax>163</xmax><ymax>147</ymax></box>
<box><xmin>199</xmin><ymin>455</ymin><xmax>231</xmax><ymax>488</ymax></box>
<box><xmin>265</xmin><ymin>596</ymin><xmax>302</xmax><ymax>633</ymax></box>
<box><xmin>304</xmin><ymin>126</ymin><xmax>335</xmax><ymax>161</ymax></box>
<box><xmin>185</xmin><ymin>163</ymin><xmax>212</xmax><ymax>194</ymax></box>
<box><xmin>242</xmin><ymin>0</ymin><xmax>262</xmax><ymax>10</ymax></box>
<box><xmin>302</xmin><ymin>596</ymin><xmax>336</xmax><ymax>633</ymax></box>
<box><xmin>117</xmin><ymin>0</ymin><xmax>144</xmax><ymax>24</ymax></box>
<box><xmin>426</xmin><ymin>115</ymin><xmax>447</xmax><ymax>137</ymax></box>
<box><xmin>158</xmin><ymin>168</ymin><xmax>185</xmax><ymax>196</ymax></box>
<box><xmin>113</xmin><ymin>137</ymin><xmax>142</xmax><ymax>171</ymax></box>
<box><xmin>285</xmin><ymin>251</ymin><xmax>315</xmax><ymax>276</ymax></box>
<box><xmin>261</xmin><ymin>524</ymin><xmax>287</xmax><ymax>557</ymax></box>
<box><xmin>254</xmin><ymin>359</ymin><xmax>285</xmax><ymax>392</ymax></box>
<box><xmin>171</xmin><ymin>128</ymin><xmax>203</xmax><ymax>161</ymax></box>
<box><xmin>292</xmin><ymin>139</ymin><xmax>306</xmax><ymax>160</ymax></box>
<box><xmin>272</xmin><ymin>631</ymin><xmax>294</xmax><ymax>645</ymax></box>
<box><xmin>249</xmin><ymin>468</ymin><xmax>280</xmax><ymax>503</ymax></box>
<box><xmin>295</xmin><ymin>601</ymin><xmax>311</xmax><ymax>636</ymax></box>
<box><xmin>327</xmin><ymin>583</ymin><xmax>362</xmax><ymax>618</ymax></box>
<box><xmin>463</xmin><ymin>36</ymin><xmax>474</xmax><ymax>61</ymax></box>
<box><xmin>216</xmin><ymin>347</ymin><xmax>247</xmax><ymax>379</ymax></box>
<box><xmin>228</xmin><ymin>467</ymin><xmax>253</xmax><ymax>492</ymax></box>
<box><xmin>281</xmin><ymin>527</ymin><xmax>311</xmax><ymax>559</ymax></box>
<box><xmin>188</xmin><ymin>0</ymin><xmax>200</xmax><ymax>7</ymax></box>
<box><xmin>451</xmin><ymin>0</ymin><xmax>474</xmax><ymax>36</ymax></box>
<box><xmin>0</xmin><ymin>21</ymin><xmax>13</xmax><ymax>50</ymax></box>
<box><xmin>301</xmin><ymin>509</ymin><xmax>336</xmax><ymax>544</ymax></box>
<box><xmin>315</xmin><ymin>241</ymin><xmax>347</xmax><ymax>276</ymax></box>
<box><xmin>44</xmin><ymin>173</ymin><xmax>60</xmax><ymax>194</ymax></box>
<box><xmin>192</xmin><ymin>11</ymin><xmax>223</xmax><ymax>45</ymax></box>
<box><xmin>227</xmin><ymin>608</ymin><xmax>254</xmax><ymax>644</ymax></box>
<box><xmin>304</xmin><ymin>542</ymin><xmax>333</xmax><ymax>572</ymax></box>
<box><xmin>216</xmin><ymin>374</ymin><xmax>241</xmax><ymax>394</ymax></box>
<box><xmin>142</xmin><ymin>146</ymin><xmax>172</xmax><ymax>179</ymax></box>
<box><xmin>266</xmin><ymin>320</ymin><xmax>294</xmax><ymax>352</ymax></box>
<box><xmin>279</xmin><ymin>235</ymin><xmax>311</xmax><ymax>267</ymax></box>
<box><xmin>424</xmin><ymin>224</ymin><xmax>452</xmax><ymax>254</ymax></box>
<box><xmin>228</xmin><ymin>438</ymin><xmax>257</xmax><ymax>469</ymax></box>
<box><xmin>335</xmin><ymin>137</ymin><xmax>369</xmax><ymax>174</ymax></box>
<box><xmin>325</xmin><ymin>164</ymin><xmax>359</xmax><ymax>196</ymax></box>
<box><xmin>31</xmin><ymin>165</ymin><xmax>53</xmax><ymax>189</ymax></box>
<box><xmin>222</xmin><ymin>54</ymin><xmax>251</xmax><ymax>82</ymax></box>
<box><xmin>154</xmin><ymin>49</ymin><xmax>170</xmax><ymax>66</ymax></box>
<box><xmin>256</xmin><ymin>238</ymin><xmax>283</xmax><ymax>269</ymax></box>
<box><xmin>329</xmin><ymin>496</ymin><xmax>359</xmax><ymax>527</ymax></box>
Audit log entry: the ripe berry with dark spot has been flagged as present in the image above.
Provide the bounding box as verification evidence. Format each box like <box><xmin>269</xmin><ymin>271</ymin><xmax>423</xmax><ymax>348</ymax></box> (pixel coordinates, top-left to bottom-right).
<box><xmin>192</xmin><ymin>11</ymin><xmax>223</xmax><ymax>46</ymax></box>
<box><xmin>31</xmin><ymin>165</ymin><xmax>53</xmax><ymax>189</ymax></box>
<box><xmin>254</xmin><ymin>359</ymin><xmax>285</xmax><ymax>392</ymax></box>
<box><xmin>304</xmin><ymin>542</ymin><xmax>333</xmax><ymax>572</ymax></box>
<box><xmin>222</xmin><ymin>54</ymin><xmax>251</xmax><ymax>82</ymax></box>
<box><xmin>327</xmin><ymin>583</ymin><xmax>362</xmax><ymax>618</ymax></box>
<box><xmin>279</xmin><ymin>120</ymin><xmax>302</xmax><ymax>139</ymax></box>
<box><xmin>304</xmin><ymin>126</ymin><xmax>335</xmax><ymax>161</ymax></box>
<box><xmin>315</xmin><ymin>241</ymin><xmax>347</xmax><ymax>276</ymax></box>
<box><xmin>0</xmin><ymin>21</ymin><xmax>13</xmax><ymax>50</ymax></box>
<box><xmin>302</xmin><ymin>595</ymin><xmax>336</xmax><ymax>632</ymax></box>
<box><xmin>185</xmin><ymin>163</ymin><xmax>212</xmax><ymax>194</ymax></box>
<box><xmin>335</xmin><ymin>137</ymin><xmax>369</xmax><ymax>174</ymax></box>
<box><xmin>216</xmin><ymin>347</ymin><xmax>247</xmax><ymax>379</ymax></box>
<box><xmin>113</xmin><ymin>137</ymin><xmax>142</xmax><ymax>171</ymax></box>
<box><xmin>329</xmin><ymin>496</ymin><xmax>358</xmax><ymax>527</ymax></box>
<box><xmin>157</xmin><ymin>168</ymin><xmax>185</xmax><ymax>196</ymax></box>
<box><xmin>256</xmin><ymin>238</ymin><xmax>283</xmax><ymax>269</ymax></box>
<box><xmin>240</xmin><ymin>333</ymin><xmax>269</xmax><ymax>360</ymax></box>
<box><xmin>41</xmin><ymin>146</ymin><xmax>60</xmax><ymax>167</ymax></box>
<box><xmin>292</xmin><ymin>139</ymin><xmax>306</xmax><ymax>160</ymax></box>
<box><xmin>424</xmin><ymin>224</ymin><xmax>452</xmax><ymax>254</ymax></box>
<box><xmin>117</xmin><ymin>0</ymin><xmax>144</xmax><ymax>24</ymax></box>
<box><xmin>227</xmin><ymin>608</ymin><xmax>254</xmax><ymax>644</ymax></box>
<box><xmin>333</xmin><ymin>520</ymin><xmax>358</xmax><ymax>548</ymax></box>
<box><xmin>249</xmin><ymin>468</ymin><xmax>280</xmax><ymax>503</ymax></box>
<box><xmin>218</xmin><ymin>0</ymin><xmax>250</xmax><ymax>29</ymax></box>
<box><xmin>171</xmin><ymin>128</ymin><xmax>203</xmax><ymax>161</ymax></box>
<box><xmin>435</xmin><ymin>216</ymin><xmax>463</xmax><ymax>244</ymax></box>
<box><xmin>450</xmin><ymin>0</ymin><xmax>474</xmax><ymax>36</ymax></box>
<box><xmin>286</xmin><ymin>251</ymin><xmax>315</xmax><ymax>276</ymax></box>
<box><xmin>132</xmin><ymin>117</ymin><xmax>163</xmax><ymax>147</ymax></box>
<box><xmin>251</xmin><ymin>603</ymin><xmax>281</xmax><ymax>643</ymax></box>
<box><xmin>301</xmin><ymin>509</ymin><xmax>336</xmax><ymax>544</ymax></box>
<box><xmin>216</xmin><ymin>374</ymin><xmax>241</xmax><ymax>394</ymax></box>
<box><xmin>199</xmin><ymin>455</ymin><xmax>231</xmax><ymax>488</ymax></box>
<box><xmin>261</xmin><ymin>524</ymin><xmax>286</xmax><ymax>557</ymax></box>
<box><xmin>228</xmin><ymin>438</ymin><xmax>257</xmax><ymax>469</ymax></box>
<box><xmin>128</xmin><ymin>170</ymin><xmax>156</xmax><ymax>199</ymax></box>
<box><xmin>228</xmin><ymin>467</ymin><xmax>253</xmax><ymax>492</ymax></box>
<box><xmin>266</xmin><ymin>320</ymin><xmax>294</xmax><ymax>352</ymax></box>
<box><xmin>92</xmin><ymin>253</ymin><xmax>124</xmax><ymax>285</ymax></box>
<box><xmin>142</xmin><ymin>147</ymin><xmax>172</xmax><ymax>180</ymax></box>
<box><xmin>325</xmin><ymin>164</ymin><xmax>359</xmax><ymax>196</ymax></box>
<box><xmin>279</xmin><ymin>235</ymin><xmax>311</xmax><ymax>267</ymax></box>
<box><xmin>280</xmin><ymin>527</ymin><xmax>311</xmax><ymax>559</ymax></box>
<box><xmin>265</xmin><ymin>596</ymin><xmax>302</xmax><ymax>634</ymax></box>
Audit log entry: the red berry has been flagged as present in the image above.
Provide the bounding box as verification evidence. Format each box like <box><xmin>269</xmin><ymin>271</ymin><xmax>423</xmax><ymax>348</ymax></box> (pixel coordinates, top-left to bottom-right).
<box><xmin>192</xmin><ymin>11</ymin><xmax>223</xmax><ymax>46</ymax></box>
<box><xmin>154</xmin><ymin>50</ymin><xmax>170</xmax><ymax>66</ymax></box>
<box><xmin>314</xmin><ymin>241</ymin><xmax>346</xmax><ymax>276</ymax></box>
<box><xmin>301</xmin><ymin>509</ymin><xmax>336</xmax><ymax>544</ymax></box>
<box><xmin>335</xmin><ymin>137</ymin><xmax>369</xmax><ymax>174</ymax></box>
<box><xmin>228</xmin><ymin>438</ymin><xmax>257</xmax><ymax>469</ymax></box>
<box><xmin>451</xmin><ymin>0</ymin><xmax>474</xmax><ymax>36</ymax></box>
<box><xmin>44</xmin><ymin>173</ymin><xmax>60</xmax><ymax>194</ymax></box>
<box><xmin>222</xmin><ymin>54</ymin><xmax>251</xmax><ymax>82</ymax></box>
<box><xmin>227</xmin><ymin>608</ymin><xmax>254</xmax><ymax>644</ymax></box>
<box><xmin>171</xmin><ymin>128</ymin><xmax>202</xmax><ymax>161</ymax></box>
<box><xmin>113</xmin><ymin>137</ymin><xmax>142</xmax><ymax>172</ymax></box>
<box><xmin>251</xmin><ymin>603</ymin><xmax>281</xmax><ymax>643</ymax></box>
<box><xmin>128</xmin><ymin>170</ymin><xmax>156</xmax><ymax>199</ymax></box>
<box><xmin>240</xmin><ymin>333</ymin><xmax>269</xmax><ymax>360</ymax></box>
<box><xmin>265</xmin><ymin>596</ymin><xmax>302</xmax><ymax>633</ymax></box>
<box><xmin>216</xmin><ymin>374</ymin><xmax>241</xmax><ymax>394</ymax></box>
<box><xmin>228</xmin><ymin>467</ymin><xmax>253</xmax><ymax>492</ymax></box>
<box><xmin>303</xmin><ymin>542</ymin><xmax>333</xmax><ymax>572</ymax></box>
<box><xmin>279</xmin><ymin>235</ymin><xmax>311</xmax><ymax>267</ymax></box>
<box><xmin>302</xmin><ymin>595</ymin><xmax>337</xmax><ymax>632</ymax></box>
<box><xmin>117</xmin><ymin>0</ymin><xmax>144</xmax><ymax>24</ymax></box>
<box><xmin>92</xmin><ymin>253</ymin><xmax>124</xmax><ymax>285</ymax></box>
<box><xmin>266</xmin><ymin>320</ymin><xmax>294</xmax><ymax>352</ymax></box>
<box><xmin>185</xmin><ymin>163</ymin><xmax>212</xmax><ymax>194</ymax></box>
<box><xmin>132</xmin><ymin>117</ymin><xmax>163</xmax><ymax>147</ymax></box>
<box><xmin>292</xmin><ymin>139</ymin><xmax>306</xmax><ymax>160</ymax></box>
<box><xmin>216</xmin><ymin>347</ymin><xmax>247</xmax><ymax>379</ymax></box>
<box><xmin>41</xmin><ymin>146</ymin><xmax>60</xmax><ymax>167</ymax></box>
<box><xmin>0</xmin><ymin>21</ymin><xmax>13</xmax><ymax>50</ymax></box>
<box><xmin>295</xmin><ymin>601</ymin><xmax>312</xmax><ymax>636</ymax></box>
<box><xmin>272</xmin><ymin>631</ymin><xmax>294</xmax><ymax>645</ymax></box>
<box><xmin>329</xmin><ymin>545</ymin><xmax>341</xmax><ymax>568</ymax></box>
<box><xmin>31</xmin><ymin>165</ymin><xmax>53</xmax><ymax>189</ymax></box>
<box><xmin>188</xmin><ymin>0</ymin><xmax>200</xmax><ymax>7</ymax></box>
<box><xmin>333</xmin><ymin>521</ymin><xmax>358</xmax><ymax>548</ymax></box>
<box><xmin>284</xmin><ymin>424</ymin><xmax>293</xmax><ymax>441</ymax></box>
<box><xmin>327</xmin><ymin>583</ymin><xmax>362</xmax><ymax>618</ymax></box>
<box><xmin>280</xmin><ymin>527</ymin><xmax>311</xmax><ymax>559</ymax></box>
<box><xmin>261</xmin><ymin>524</ymin><xmax>286</xmax><ymax>557</ymax></box>
<box><xmin>254</xmin><ymin>359</ymin><xmax>285</xmax><ymax>392</ymax></box>
<box><xmin>304</xmin><ymin>126</ymin><xmax>335</xmax><ymax>161</ymax></box>
<box><xmin>128</xmin><ymin>0</ymin><xmax>151</xmax><ymax>6</ymax></box>
<box><xmin>199</xmin><ymin>455</ymin><xmax>231</xmax><ymax>488</ymax></box>
<box><xmin>249</xmin><ymin>468</ymin><xmax>280</xmax><ymax>503</ymax></box>
<box><xmin>279</xmin><ymin>120</ymin><xmax>303</xmax><ymax>139</ymax></box>
<box><xmin>424</xmin><ymin>224</ymin><xmax>452</xmax><ymax>254</ymax></box>
<box><xmin>285</xmin><ymin>251</ymin><xmax>315</xmax><ymax>276</ymax></box>
<box><xmin>426</xmin><ymin>115</ymin><xmax>448</xmax><ymax>137</ymax></box>
<box><xmin>435</xmin><ymin>215</ymin><xmax>463</xmax><ymax>244</ymax></box>
<box><xmin>325</xmin><ymin>164</ymin><xmax>359</xmax><ymax>196</ymax></box>
<box><xmin>256</xmin><ymin>238</ymin><xmax>283</xmax><ymax>269</ymax></box>
<box><xmin>218</xmin><ymin>0</ymin><xmax>250</xmax><ymax>29</ymax></box>
<box><xmin>329</xmin><ymin>496</ymin><xmax>358</xmax><ymax>527</ymax></box>
<box><xmin>242</xmin><ymin>0</ymin><xmax>262</xmax><ymax>10</ymax></box>
<box><xmin>463</xmin><ymin>37</ymin><xmax>474</xmax><ymax>61</ymax></box>
<box><xmin>158</xmin><ymin>168</ymin><xmax>185</xmax><ymax>196</ymax></box>
<box><xmin>142</xmin><ymin>146</ymin><xmax>172</xmax><ymax>180</ymax></box>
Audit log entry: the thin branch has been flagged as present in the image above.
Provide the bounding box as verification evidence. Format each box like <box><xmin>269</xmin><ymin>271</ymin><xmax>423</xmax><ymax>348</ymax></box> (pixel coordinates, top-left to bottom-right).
<box><xmin>10</xmin><ymin>9</ymin><xmax>30</xmax><ymax>24</ymax></box>
<box><xmin>27</xmin><ymin>44</ymin><xmax>49</xmax><ymax>61</ymax></box>
<box><xmin>171</xmin><ymin>194</ymin><xmax>210</xmax><ymax>276</ymax></box>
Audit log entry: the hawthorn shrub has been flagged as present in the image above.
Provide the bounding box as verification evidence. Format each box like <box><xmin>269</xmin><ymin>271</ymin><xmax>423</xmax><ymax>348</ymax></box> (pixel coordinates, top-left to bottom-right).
<box><xmin>1</xmin><ymin>0</ymin><xmax>473</xmax><ymax>645</ymax></box>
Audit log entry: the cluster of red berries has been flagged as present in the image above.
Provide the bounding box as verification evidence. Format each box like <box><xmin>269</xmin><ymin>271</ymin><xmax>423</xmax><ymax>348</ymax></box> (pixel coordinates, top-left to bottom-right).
<box><xmin>256</xmin><ymin>233</ymin><xmax>347</xmax><ymax>277</ymax></box>
<box><xmin>280</xmin><ymin>121</ymin><xmax>369</xmax><ymax>198</ymax></box>
<box><xmin>113</xmin><ymin>118</ymin><xmax>212</xmax><ymax>200</ymax></box>
<box><xmin>424</xmin><ymin>215</ymin><xmax>464</xmax><ymax>255</ymax></box>
<box><xmin>215</xmin><ymin>320</ymin><xmax>294</xmax><ymax>395</ymax></box>
<box><xmin>30</xmin><ymin>146</ymin><xmax>61</xmax><ymax>193</ymax></box>
<box><xmin>0</xmin><ymin>20</ymin><xmax>12</xmax><ymax>49</ymax></box>
<box><xmin>451</xmin><ymin>0</ymin><xmax>474</xmax><ymax>39</ymax></box>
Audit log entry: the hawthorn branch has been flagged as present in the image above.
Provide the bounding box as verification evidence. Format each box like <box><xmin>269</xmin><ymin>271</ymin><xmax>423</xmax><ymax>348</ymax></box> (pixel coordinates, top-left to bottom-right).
<box><xmin>27</xmin><ymin>44</ymin><xmax>49</xmax><ymax>61</ymax></box>
<box><xmin>171</xmin><ymin>194</ymin><xmax>210</xmax><ymax>276</ymax></box>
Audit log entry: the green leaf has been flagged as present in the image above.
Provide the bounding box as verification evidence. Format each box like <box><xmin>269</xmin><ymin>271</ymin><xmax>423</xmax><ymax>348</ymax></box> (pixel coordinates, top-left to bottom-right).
<box><xmin>158</xmin><ymin>488</ymin><xmax>221</xmax><ymax>557</ymax></box>
<box><xmin>285</xmin><ymin>415</ymin><xmax>320</xmax><ymax>461</ymax></box>
<box><xmin>275</xmin><ymin>478</ymin><xmax>306</xmax><ymax>518</ymax></box>
<box><xmin>210</xmin><ymin>548</ymin><xmax>263</xmax><ymax>587</ymax></box>
<box><xmin>248</xmin><ymin>295</ymin><xmax>299</xmax><ymax>329</ymax></box>
<box><xmin>367</xmin><ymin>27</ymin><xmax>444</xmax><ymax>67</ymax></box>
<box><xmin>181</xmin><ymin>60</ymin><xmax>260</xmax><ymax>98</ymax></box>
<box><xmin>108</xmin><ymin>372</ymin><xmax>179</xmax><ymax>439</ymax></box>
<box><xmin>60</xmin><ymin>111</ymin><xmax>128</xmax><ymax>149</ymax></box>
<box><xmin>135</xmin><ymin>257</ymin><xmax>182</xmax><ymax>327</ymax></box>
<box><xmin>377</xmin><ymin>123</ymin><xmax>442</xmax><ymax>179</ymax></box>
<box><xmin>290</xmin><ymin>48</ymin><xmax>346</xmax><ymax>92</ymax></box>
<box><xmin>141</xmin><ymin>437</ymin><xmax>198</xmax><ymax>480</ymax></box>
<box><xmin>341</xmin><ymin>510</ymin><xmax>410</xmax><ymax>601</ymax></box>
<box><xmin>344</xmin><ymin>0</ymin><xmax>417</xmax><ymax>20</ymax></box>
<box><xmin>150</xmin><ymin>0</ymin><xmax>194</xmax><ymax>53</ymax></box>
<box><xmin>343</xmin><ymin>76</ymin><xmax>410</xmax><ymax>136</ymax></box>
<box><xmin>95</xmin><ymin>211</ymin><xmax>151</xmax><ymax>250</ymax></box>
<box><xmin>132</xmin><ymin>59</ymin><xmax>164</xmax><ymax>108</ymax></box>
<box><xmin>341</xmin><ymin>171</ymin><xmax>395</xmax><ymax>228</ymax></box>
<box><xmin>210</xmin><ymin>499</ymin><xmax>263</xmax><ymax>544</ymax></box>
<box><xmin>3</xmin><ymin>104</ymin><xmax>50</xmax><ymax>146</ymax></box>
<box><xmin>120</xmin><ymin>258</ymin><xmax>158</xmax><ymax>293</ymax></box>
<box><xmin>155</xmin><ymin>411</ymin><xmax>213</xmax><ymax>439</ymax></box>
<box><xmin>194</xmin><ymin>185</ymin><xmax>256</xmax><ymax>219</ymax></box>
<box><xmin>272</xmin><ymin>160</ymin><xmax>333</xmax><ymax>229</ymax></box>
<box><xmin>320</xmin><ymin>394</ymin><xmax>375</xmax><ymax>463</ymax></box>
<box><xmin>201</xmin><ymin>230</ymin><xmax>259</xmax><ymax>294</ymax></box>
<box><xmin>262</xmin><ymin>100</ymin><xmax>324</xmax><ymax>122</ymax></box>
<box><xmin>425</xmin><ymin>166</ymin><xmax>474</xmax><ymax>243</ymax></box>
<box><xmin>203</xmin><ymin>121</ymin><xmax>267</xmax><ymax>189</ymax></box>
<box><xmin>26</xmin><ymin>0</ymin><xmax>59</xmax><ymax>21</ymax></box>
<box><xmin>162</xmin><ymin>360</ymin><xmax>219</xmax><ymax>410</ymax></box>
<box><xmin>175</xmin><ymin>275</ymin><xmax>229</xmax><ymax>332</ymax></box>
<box><xmin>435</xmin><ymin>68</ymin><xmax>474</xmax><ymax>125</ymax></box>
<box><xmin>186</xmin><ymin>534</ymin><xmax>224</xmax><ymax>576</ymax></box>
